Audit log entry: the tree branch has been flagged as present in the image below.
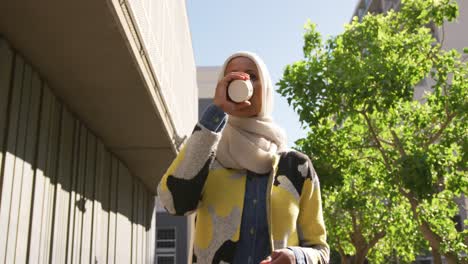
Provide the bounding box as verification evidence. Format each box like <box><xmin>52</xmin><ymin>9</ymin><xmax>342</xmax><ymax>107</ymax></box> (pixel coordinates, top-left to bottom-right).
<box><xmin>425</xmin><ymin>112</ymin><xmax>456</xmax><ymax>147</ymax></box>
<box><xmin>361</xmin><ymin>111</ymin><xmax>393</xmax><ymax>171</ymax></box>
<box><xmin>351</xmin><ymin>156</ymin><xmax>382</xmax><ymax>162</ymax></box>
<box><xmin>336</xmin><ymin>240</ymin><xmax>346</xmax><ymax>261</ymax></box>
<box><xmin>440</xmin><ymin>23</ymin><xmax>445</xmax><ymax>48</ymax></box>
<box><xmin>368</xmin><ymin>230</ymin><xmax>386</xmax><ymax>249</ymax></box>
<box><xmin>399</xmin><ymin>188</ymin><xmax>445</xmax><ymax>253</ymax></box>
<box><xmin>350</xmin><ymin>210</ymin><xmax>368</xmax><ymax>249</ymax></box>
<box><xmin>378</xmin><ymin>137</ymin><xmax>395</xmax><ymax>147</ymax></box>
<box><xmin>390</xmin><ymin>130</ymin><xmax>407</xmax><ymax>157</ymax></box>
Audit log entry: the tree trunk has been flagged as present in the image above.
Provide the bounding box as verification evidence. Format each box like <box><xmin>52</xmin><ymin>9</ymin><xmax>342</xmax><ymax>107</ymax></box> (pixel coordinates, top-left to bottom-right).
<box><xmin>340</xmin><ymin>254</ymin><xmax>351</xmax><ymax>264</ymax></box>
<box><xmin>349</xmin><ymin>228</ymin><xmax>384</xmax><ymax>264</ymax></box>
<box><xmin>403</xmin><ymin>191</ymin><xmax>461</xmax><ymax>264</ymax></box>
<box><xmin>339</xmin><ymin>254</ymin><xmax>370</xmax><ymax>264</ymax></box>
<box><xmin>353</xmin><ymin>251</ymin><xmax>368</xmax><ymax>264</ymax></box>
<box><xmin>444</xmin><ymin>252</ymin><xmax>460</xmax><ymax>264</ymax></box>
<box><xmin>431</xmin><ymin>247</ymin><xmax>442</xmax><ymax>264</ymax></box>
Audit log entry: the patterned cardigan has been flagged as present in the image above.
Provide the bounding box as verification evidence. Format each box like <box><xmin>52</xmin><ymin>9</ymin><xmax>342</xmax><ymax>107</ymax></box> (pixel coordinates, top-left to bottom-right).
<box><xmin>157</xmin><ymin>123</ymin><xmax>330</xmax><ymax>264</ymax></box>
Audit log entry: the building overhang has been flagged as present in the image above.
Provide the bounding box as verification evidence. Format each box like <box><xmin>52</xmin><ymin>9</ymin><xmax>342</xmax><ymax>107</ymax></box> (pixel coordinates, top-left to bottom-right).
<box><xmin>0</xmin><ymin>0</ymin><xmax>179</xmax><ymax>192</ymax></box>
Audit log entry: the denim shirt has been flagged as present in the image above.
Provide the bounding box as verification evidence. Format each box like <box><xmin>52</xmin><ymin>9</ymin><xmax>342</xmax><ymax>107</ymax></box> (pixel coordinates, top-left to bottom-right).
<box><xmin>232</xmin><ymin>171</ymin><xmax>270</xmax><ymax>264</ymax></box>
<box><xmin>200</xmin><ymin>104</ymin><xmax>306</xmax><ymax>264</ymax></box>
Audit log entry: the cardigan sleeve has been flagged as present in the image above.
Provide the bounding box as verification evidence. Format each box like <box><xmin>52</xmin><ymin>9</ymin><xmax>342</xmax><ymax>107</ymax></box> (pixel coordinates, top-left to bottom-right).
<box><xmin>156</xmin><ymin>106</ymin><xmax>226</xmax><ymax>216</ymax></box>
<box><xmin>292</xmin><ymin>156</ymin><xmax>330</xmax><ymax>264</ymax></box>
<box><xmin>199</xmin><ymin>104</ymin><xmax>227</xmax><ymax>132</ymax></box>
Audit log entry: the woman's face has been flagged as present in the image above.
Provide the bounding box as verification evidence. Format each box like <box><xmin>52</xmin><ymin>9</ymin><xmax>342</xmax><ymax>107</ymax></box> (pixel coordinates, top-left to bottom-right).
<box><xmin>225</xmin><ymin>57</ymin><xmax>262</xmax><ymax>117</ymax></box>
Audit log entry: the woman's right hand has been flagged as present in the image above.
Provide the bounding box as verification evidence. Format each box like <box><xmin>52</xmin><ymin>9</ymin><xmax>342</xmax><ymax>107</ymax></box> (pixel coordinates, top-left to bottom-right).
<box><xmin>213</xmin><ymin>72</ymin><xmax>251</xmax><ymax>116</ymax></box>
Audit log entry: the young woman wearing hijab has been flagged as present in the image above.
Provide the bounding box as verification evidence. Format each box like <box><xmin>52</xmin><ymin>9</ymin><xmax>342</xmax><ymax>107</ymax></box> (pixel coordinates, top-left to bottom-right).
<box><xmin>157</xmin><ymin>52</ymin><xmax>329</xmax><ymax>264</ymax></box>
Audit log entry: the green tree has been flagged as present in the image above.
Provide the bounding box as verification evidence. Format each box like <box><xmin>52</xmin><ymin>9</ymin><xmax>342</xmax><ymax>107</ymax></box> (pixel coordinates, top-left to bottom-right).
<box><xmin>278</xmin><ymin>0</ymin><xmax>467</xmax><ymax>263</ymax></box>
<box><xmin>297</xmin><ymin>115</ymin><xmax>425</xmax><ymax>263</ymax></box>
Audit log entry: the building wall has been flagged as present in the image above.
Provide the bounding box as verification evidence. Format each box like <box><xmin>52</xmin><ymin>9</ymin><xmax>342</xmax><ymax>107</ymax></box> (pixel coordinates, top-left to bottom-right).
<box><xmin>439</xmin><ymin>0</ymin><xmax>468</xmax><ymax>52</ymax></box>
<box><xmin>155</xmin><ymin>197</ymin><xmax>194</xmax><ymax>264</ymax></box>
<box><xmin>0</xmin><ymin>38</ymin><xmax>156</xmax><ymax>263</ymax></box>
<box><xmin>156</xmin><ymin>213</ymin><xmax>192</xmax><ymax>264</ymax></box>
<box><xmin>197</xmin><ymin>66</ymin><xmax>222</xmax><ymax>113</ymax></box>
<box><xmin>124</xmin><ymin>0</ymin><xmax>198</xmax><ymax>138</ymax></box>
<box><xmin>352</xmin><ymin>0</ymin><xmax>400</xmax><ymax>21</ymax></box>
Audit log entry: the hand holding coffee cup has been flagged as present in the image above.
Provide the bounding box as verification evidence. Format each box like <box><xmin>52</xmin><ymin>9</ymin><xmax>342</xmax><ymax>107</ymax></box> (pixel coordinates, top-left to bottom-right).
<box><xmin>213</xmin><ymin>71</ymin><xmax>253</xmax><ymax>117</ymax></box>
<box><xmin>228</xmin><ymin>80</ymin><xmax>253</xmax><ymax>103</ymax></box>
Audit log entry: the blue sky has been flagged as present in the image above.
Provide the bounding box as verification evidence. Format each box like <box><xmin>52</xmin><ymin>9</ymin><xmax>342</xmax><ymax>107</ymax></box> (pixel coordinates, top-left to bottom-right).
<box><xmin>187</xmin><ymin>0</ymin><xmax>360</xmax><ymax>147</ymax></box>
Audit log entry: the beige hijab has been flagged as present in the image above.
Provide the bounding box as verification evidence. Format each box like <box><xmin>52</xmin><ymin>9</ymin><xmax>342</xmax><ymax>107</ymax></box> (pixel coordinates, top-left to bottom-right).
<box><xmin>216</xmin><ymin>51</ymin><xmax>287</xmax><ymax>174</ymax></box>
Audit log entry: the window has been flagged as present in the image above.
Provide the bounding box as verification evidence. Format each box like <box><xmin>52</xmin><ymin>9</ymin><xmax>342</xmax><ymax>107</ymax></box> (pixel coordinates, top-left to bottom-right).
<box><xmin>156</xmin><ymin>227</ymin><xmax>176</xmax><ymax>264</ymax></box>
<box><xmin>157</xmin><ymin>255</ymin><xmax>176</xmax><ymax>264</ymax></box>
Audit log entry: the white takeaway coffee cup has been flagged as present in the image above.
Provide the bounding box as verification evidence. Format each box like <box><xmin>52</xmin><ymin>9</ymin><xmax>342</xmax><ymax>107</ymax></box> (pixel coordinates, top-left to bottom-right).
<box><xmin>228</xmin><ymin>80</ymin><xmax>253</xmax><ymax>103</ymax></box>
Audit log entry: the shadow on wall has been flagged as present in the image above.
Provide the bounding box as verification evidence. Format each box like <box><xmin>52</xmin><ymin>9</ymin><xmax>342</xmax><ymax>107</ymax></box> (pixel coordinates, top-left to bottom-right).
<box><xmin>0</xmin><ymin>37</ymin><xmax>156</xmax><ymax>264</ymax></box>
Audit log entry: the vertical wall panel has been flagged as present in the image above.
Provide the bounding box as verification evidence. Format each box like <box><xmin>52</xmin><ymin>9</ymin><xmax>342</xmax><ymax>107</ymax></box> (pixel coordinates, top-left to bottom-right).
<box><xmin>138</xmin><ymin>182</ymin><xmax>145</xmax><ymax>264</ymax></box>
<box><xmin>71</xmin><ymin>123</ymin><xmax>87</xmax><ymax>263</ymax></box>
<box><xmin>116</xmin><ymin>163</ymin><xmax>133</xmax><ymax>264</ymax></box>
<box><xmin>147</xmin><ymin>194</ymin><xmax>156</xmax><ymax>264</ymax></box>
<box><xmin>27</xmin><ymin>86</ymin><xmax>52</xmax><ymax>263</ymax></box>
<box><xmin>107</xmin><ymin>156</ymin><xmax>119</xmax><ymax>264</ymax></box>
<box><xmin>135</xmin><ymin>182</ymin><xmax>141</xmax><ymax>264</ymax></box>
<box><xmin>4</xmin><ymin>60</ymin><xmax>32</xmax><ymax>264</ymax></box>
<box><xmin>138</xmin><ymin>180</ymin><xmax>146</xmax><ymax>264</ymax></box>
<box><xmin>81</xmin><ymin>131</ymin><xmax>96</xmax><ymax>263</ymax></box>
<box><xmin>14</xmin><ymin>69</ymin><xmax>42</xmax><ymax>263</ymax></box>
<box><xmin>0</xmin><ymin>41</ymin><xmax>16</xmax><ymax>263</ymax></box>
<box><xmin>0</xmin><ymin>39</ymin><xmax>14</xmax><ymax>201</ymax></box>
<box><xmin>141</xmin><ymin>188</ymin><xmax>147</xmax><ymax>264</ymax></box>
<box><xmin>40</xmin><ymin>94</ymin><xmax>61</xmax><ymax>264</ymax></box>
<box><xmin>91</xmin><ymin>141</ymin><xmax>106</xmax><ymax>263</ymax></box>
<box><xmin>50</xmin><ymin>107</ymin><xmax>74</xmax><ymax>263</ymax></box>
<box><xmin>65</xmin><ymin>119</ymin><xmax>80</xmax><ymax>264</ymax></box>
<box><xmin>100</xmin><ymin>143</ymin><xmax>112</xmax><ymax>263</ymax></box>
<box><xmin>132</xmin><ymin>181</ymin><xmax>138</xmax><ymax>264</ymax></box>
<box><xmin>0</xmin><ymin>38</ymin><xmax>157</xmax><ymax>264</ymax></box>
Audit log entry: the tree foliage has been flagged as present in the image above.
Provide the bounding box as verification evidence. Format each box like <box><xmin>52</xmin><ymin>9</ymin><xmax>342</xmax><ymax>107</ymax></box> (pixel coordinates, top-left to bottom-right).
<box><xmin>278</xmin><ymin>0</ymin><xmax>467</xmax><ymax>263</ymax></box>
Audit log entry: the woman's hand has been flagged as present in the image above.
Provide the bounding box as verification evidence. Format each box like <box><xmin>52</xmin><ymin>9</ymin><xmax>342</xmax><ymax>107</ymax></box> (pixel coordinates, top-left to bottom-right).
<box><xmin>260</xmin><ymin>249</ymin><xmax>296</xmax><ymax>264</ymax></box>
<box><xmin>213</xmin><ymin>72</ymin><xmax>251</xmax><ymax>116</ymax></box>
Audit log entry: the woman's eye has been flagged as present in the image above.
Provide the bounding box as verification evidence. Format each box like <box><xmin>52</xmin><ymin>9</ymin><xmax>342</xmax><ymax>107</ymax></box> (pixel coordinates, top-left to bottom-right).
<box><xmin>249</xmin><ymin>74</ymin><xmax>258</xmax><ymax>81</ymax></box>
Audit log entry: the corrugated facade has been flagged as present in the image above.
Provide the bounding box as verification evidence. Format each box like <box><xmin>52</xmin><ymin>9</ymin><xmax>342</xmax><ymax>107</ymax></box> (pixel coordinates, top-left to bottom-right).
<box><xmin>0</xmin><ymin>39</ymin><xmax>156</xmax><ymax>263</ymax></box>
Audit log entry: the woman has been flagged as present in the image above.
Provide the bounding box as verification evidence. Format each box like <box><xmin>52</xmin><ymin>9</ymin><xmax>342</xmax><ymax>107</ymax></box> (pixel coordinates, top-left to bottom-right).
<box><xmin>157</xmin><ymin>51</ymin><xmax>329</xmax><ymax>264</ymax></box>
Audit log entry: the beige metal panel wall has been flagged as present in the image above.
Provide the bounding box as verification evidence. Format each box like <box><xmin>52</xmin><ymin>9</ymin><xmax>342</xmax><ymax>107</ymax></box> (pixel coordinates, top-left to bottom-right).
<box><xmin>441</xmin><ymin>0</ymin><xmax>468</xmax><ymax>53</ymax></box>
<box><xmin>124</xmin><ymin>0</ymin><xmax>198</xmax><ymax>137</ymax></box>
<box><xmin>0</xmin><ymin>38</ymin><xmax>156</xmax><ymax>263</ymax></box>
<box><xmin>0</xmin><ymin>36</ymin><xmax>13</xmax><ymax>228</ymax></box>
<box><xmin>0</xmin><ymin>50</ymin><xmax>26</xmax><ymax>263</ymax></box>
<box><xmin>197</xmin><ymin>66</ymin><xmax>222</xmax><ymax>99</ymax></box>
